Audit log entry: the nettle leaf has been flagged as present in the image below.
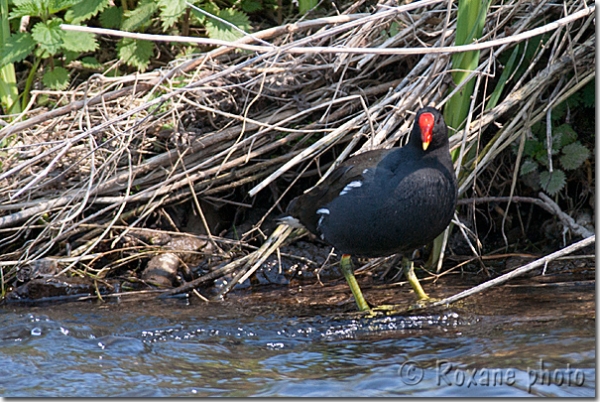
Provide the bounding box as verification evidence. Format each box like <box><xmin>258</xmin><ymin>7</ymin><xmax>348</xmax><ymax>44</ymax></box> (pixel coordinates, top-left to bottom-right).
<box><xmin>80</xmin><ymin>56</ymin><xmax>102</xmax><ymax>69</ymax></box>
<box><xmin>539</xmin><ymin>170</ymin><xmax>566</xmax><ymax>196</ymax></box>
<box><xmin>190</xmin><ymin>2</ymin><xmax>219</xmax><ymax>25</ymax></box>
<box><xmin>523</xmin><ymin>139</ymin><xmax>553</xmax><ymax>166</ymax></box>
<box><xmin>31</xmin><ymin>19</ymin><xmax>64</xmax><ymax>56</ymax></box>
<box><xmin>240</xmin><ymin>0</ymin><xmax>263</xmax><ymax>13</ymax></box>
<box><xmin>121</xmin><ymin>0</ymin><xmax>158</xmax><ymax>32</ymax></box>
<box><xmin>62</xmin><ymin>30</ymin><xmax>98</xmax><ymax>52</ymax></box>
<box><xmin>519</xmin><ymin>159</ymin><xmax>538</xmax><ymax>176</ymax></box>
<box><xmin>48</xmin><ymin>0</ymin><xmax>82</xmax><ymax>14</ymax></box>
<box><xmin>553</xmin><ymin>124</ymin><xmax>578</xmax><ymax>148</ymax></box>
<box><xmin>560</xmin><ymin>141</ymin><xmax>590</xmax><ymax>170</ymax></box>
<box><xmin>523</xmin><ymin>138</ymin><xmax>543</xmax><ymax>157</ymax></box>
<box><xmin>63</xmin><ymin>49</ymin><xmax>78</xmax><ymax>63</ymax></box>
<box><xmin>550</xmin><ymin>132</ymin><xmax>564</xmax><ymax>153</ymax></box>
<box><xmin>388</xmin><ymin>21</ymin><xmax>401</xmax><ymax>37</ymax></box>
<box><xmin>0</xmin><ymin>32</ymin><xmax>36</xmax><ymax>67</ymax></box>
<box><xmin>117</xmin><ymin>38</ymin><xmax>153</xmax><ymax>71</ymax></box>
<box><xmin>42</xmin><ymin>66</ymin><xmax>70</xmax><ymax>90</ymax></box>
<box><xmin>65</xmin><ymin>0</ymin><xmax>110</xmax><ymax>23</ymax></box>
<box><xmin>206</xmin><ymin>8</ymin><xmax>251</xmax><ymax>42</ymax></box>
<box><xmin>158</xmin><ymin>0</ymin><xmax>187</xmax><ymax>30</ymax></box>
<box><xmin>100</xmin><ymin>6</ymin><xmax>123</xmax><ymax>29</ymax></box>
<box><xmin>10</xmin><ymin>0</ymin><xmax>45</xmax><ymax>19</ymax></box>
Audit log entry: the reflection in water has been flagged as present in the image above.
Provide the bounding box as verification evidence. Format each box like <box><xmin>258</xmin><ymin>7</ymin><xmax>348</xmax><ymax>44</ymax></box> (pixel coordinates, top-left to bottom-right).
<box><xmin>0</xmin><ymin>281</ymin><xmax>595</xmax><ymax>397</ymax></box>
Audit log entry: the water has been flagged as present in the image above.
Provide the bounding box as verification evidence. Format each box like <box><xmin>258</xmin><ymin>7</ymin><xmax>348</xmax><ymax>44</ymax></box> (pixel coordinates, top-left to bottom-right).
<box><xmin>0</xmin><ymin>278</ymin><xmax>594</xmax><ymax>397</ymax></box>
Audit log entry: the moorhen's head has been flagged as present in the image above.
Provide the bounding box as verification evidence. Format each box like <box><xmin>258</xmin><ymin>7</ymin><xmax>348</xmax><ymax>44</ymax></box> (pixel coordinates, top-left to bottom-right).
<box><xmin>411</xmin><ymin>107</ymin><xmax>448</xmax><ymax>152</ymax></box>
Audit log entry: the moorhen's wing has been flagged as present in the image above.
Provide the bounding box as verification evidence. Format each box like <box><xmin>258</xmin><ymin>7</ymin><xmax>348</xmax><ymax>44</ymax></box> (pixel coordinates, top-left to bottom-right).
<box><xmin>285</xmin><ymin>148</ymin><xmax>396</xmax><ymax>234</ymax></box>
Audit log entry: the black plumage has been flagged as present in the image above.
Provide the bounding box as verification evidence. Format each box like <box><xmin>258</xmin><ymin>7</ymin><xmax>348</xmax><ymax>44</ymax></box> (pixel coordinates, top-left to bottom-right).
<box><xmin>284</xmin><ymin>106</ymin><xmax>457</xmax><ymax>258</ymax></box>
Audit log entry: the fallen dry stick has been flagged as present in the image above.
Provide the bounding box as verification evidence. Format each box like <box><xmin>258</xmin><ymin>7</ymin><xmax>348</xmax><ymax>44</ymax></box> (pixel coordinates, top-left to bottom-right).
<box><xmin>431</xmin><ymin>235</ymin><xmax>595</xmax><ymax>307</ymax></box>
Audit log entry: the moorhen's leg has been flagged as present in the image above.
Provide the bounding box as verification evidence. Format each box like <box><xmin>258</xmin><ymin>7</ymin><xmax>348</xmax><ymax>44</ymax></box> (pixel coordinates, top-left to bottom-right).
<box><xmin>340</xmin><ymin>254</ymin><xmax>370</xmax><ymax>311</ymax></box>
<box><xmin>402</xmin><ymin>256</ymin><xmax>430</xmax><ymax>301</ymax></box>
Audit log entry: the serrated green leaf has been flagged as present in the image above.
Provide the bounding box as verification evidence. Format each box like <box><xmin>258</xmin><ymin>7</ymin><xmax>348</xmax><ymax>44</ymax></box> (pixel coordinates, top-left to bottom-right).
<box><xmin>523</xmin><ymin>138</ymin><xmax>544</xmax><ymax>158</ymax></box>
<box><xmin>539</xmin><ymin>170</ymin><xmax>566</xmax><ymax>196</ymax></box>
<box><xmin>240</xmin><ymin>0</ymin><xmax>263</xmax><ymax>12</ymax></box>
<box><xmin>121</xmin><ymin>0</ymin><xmax>158</xmax><ymax>32</ymax></box>
<box><xmin>299</xmin><ymin>0</ymin><xmax>317</xmax><ymax>14</ymax></box>
<box><xmin>388</xmin><ymin>21</ymin><xmax>400</xmax><ymax>37</ymax></box>
<box><xmin>206</xmin><ymin>8</ymin><xmax>251</xmax><ymax>42</ymax></box>
<box><xmin>80</xmin><ymin>56</ymin><xmax>102</xmax><ymax>69</ymax></box>
<box><xmin>560</xmin><ymin>141</ymin><xmax>590</xmax><ymax>170</ymax></box>
<box><xmin>117</xmin><ymin>38</ymin><xmax>153</xmax><ymax>71</ymax></box>
<box><xmin>99</xmin><ymin>6</ymin><xmax>123</xmax><ymax>29</ymax></box>
<box><xmin>31</xmin><ymin>19</ymin><xmax>64</xmax><ymax>56</ymax></box>
<box><xmin>9</xmin><ymin>0</ymin><xmax>45</xmax><ymax>19</ymax></box>
<box><xmin>65</xmin><ymin>0</ymin><xmax>110</xmax><ymax>23</ymax></box>
<box><xmin>42</xmin><ymin>66</ymin><xmax>70</xmax><ymax>90</ymax></box>
<box><xmin>519</xmin><ymin>159</ymin><xmax>538</xmax><ymax>176</ymax></box>
<box><xmin>63</xmin><ymin>50</ymin><xmax>78</xmax><ymax>63</ymax></box>
<box><xmin>550</xmin><ymin>94</ymin><xmax>583</xmax><ymax>123</ymax></box>
<box><xmin>550</xmin><ymin>132</ymin><xmax>563</xmax><ymax>152</ymax></box>
<box><xmin>0</xmin><ymin>32</ymin><xmax>36</xmax><ymax>67</ymax></box>
<box><xmin>190</xmin><ymin>2</ymin><xmax>219</xmax><ymax>25</ymax></box>
<box><xmin>61</xmin><ymin>30</ymin><xmax>98</xmax><ymax>52</ymax></box>
<box><xmin>157</xmin><ymin>0</ymin><xmax>187</xmax><ymax>30</ymax></box>
<box><xmin>48</xmin><ymin>0</ymin><xmax>82</xmax><ymax>14</ymax></box>
<box><xmin>553</xmin><ymin>124</ymin><xmax>578</xmax><ymax>147</ymax></box>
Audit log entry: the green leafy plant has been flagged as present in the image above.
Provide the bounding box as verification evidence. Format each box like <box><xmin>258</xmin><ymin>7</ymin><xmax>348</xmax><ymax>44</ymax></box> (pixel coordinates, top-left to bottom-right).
<box><xmin>105</xmin><ymin>0</ymin><xmax>255</xmax><ymax>70</ymax></box>
<box><xmin>0</xmin><ymin>0</ymin><xmax>21</xmax><ymax>114</ymax></box>
<box><xmin>0</xmin><ymin>0</ymin><xmax>105</xmax><ymax>113</ymax></box>
<box><xmin>0</xmin><ymin>0</ymin><xmax>265</xmax><ymax>113</ymax></box>
<box><xmin>519</xmin><ymin>123</ymin><xmax>591</xmax><ymax>196</ymax></box>
<box><xmin>298</xmin><ymin>0</ymin><xmax>317</xmax><ymax>14</ymax></box>
<box><xmin>517</xmin><ymin>82</ymin><xmax>594</xmax><ymax>196</ymax></box>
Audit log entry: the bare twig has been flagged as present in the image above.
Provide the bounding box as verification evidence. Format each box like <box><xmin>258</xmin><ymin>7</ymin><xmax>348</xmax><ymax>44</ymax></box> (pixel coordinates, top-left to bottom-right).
<box><xmin>431</xmin><ymin>235</ymin><xmax>595</xmax><ymax>307</ymax></box>
<box><xmin>59</xmin><ymin>5</ymin><xmax>594</xmax><ymax>56</ymax></box>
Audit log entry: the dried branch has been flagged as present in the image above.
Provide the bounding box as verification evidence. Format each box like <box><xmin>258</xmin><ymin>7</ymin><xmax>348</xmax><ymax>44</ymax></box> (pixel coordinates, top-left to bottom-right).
<box><xmin>431</xmin><ymin>235</ymin><xmax>595</xmax><ymax>307</ymax></box>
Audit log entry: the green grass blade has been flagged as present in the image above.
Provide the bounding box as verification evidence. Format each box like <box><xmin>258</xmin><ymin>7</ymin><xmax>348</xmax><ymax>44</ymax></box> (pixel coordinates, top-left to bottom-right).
<box><xmin>298</xmin><ymin>0</ymin><xmax>317</xmax><ymax>15</ymax></box>
<box><xmin>0</xmin><ymin>0</ymin><xmax>21</xmax><ymax>115</ymax></box>
<box><xmin>443</xmin><ymin>0</ymin><xmax>491</xmax><ymax>131</ymax></box>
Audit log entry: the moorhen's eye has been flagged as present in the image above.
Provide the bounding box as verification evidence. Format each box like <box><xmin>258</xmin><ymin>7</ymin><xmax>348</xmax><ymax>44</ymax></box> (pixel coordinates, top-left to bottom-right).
<box><xmin>281</xmin><ymin>106</ymin><xmax>457</xmax><ymax>311</ymax></box>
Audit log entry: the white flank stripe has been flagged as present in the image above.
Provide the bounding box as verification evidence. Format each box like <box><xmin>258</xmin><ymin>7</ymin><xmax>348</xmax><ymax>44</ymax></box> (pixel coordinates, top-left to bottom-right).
<box><xmin>339</xmin><ymin>180</ymin><xmax>362</xmax><ymax>196</ymax></box>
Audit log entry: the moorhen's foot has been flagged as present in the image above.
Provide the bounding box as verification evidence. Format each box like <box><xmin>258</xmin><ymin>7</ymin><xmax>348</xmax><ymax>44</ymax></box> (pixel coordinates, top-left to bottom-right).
<box><xmin>365</xmin><ymin>298</ymin><xmax>441</xmax><ymax>316</ymax></box>
<box><xmin>363</xmin><ymin>258</ymin><xmax>438</xmax><ymax>315</ymax></box>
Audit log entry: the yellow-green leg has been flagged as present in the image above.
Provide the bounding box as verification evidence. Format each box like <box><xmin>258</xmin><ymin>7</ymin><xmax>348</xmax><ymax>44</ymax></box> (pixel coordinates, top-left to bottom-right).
<box><xmin>402</xmin><ymin>256</ymin><xmax>429</xmax><ymax>301</ymax></box>
<box><xmin>340</xmin><ymin>254</ymin><xmax>370</xmax><ymax>311</ymax></box>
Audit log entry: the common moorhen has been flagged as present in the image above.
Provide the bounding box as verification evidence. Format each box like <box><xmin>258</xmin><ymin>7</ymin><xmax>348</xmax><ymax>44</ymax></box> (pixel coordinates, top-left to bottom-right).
<box><xmin>280</xmin><ymin>106</ymin><xmax>457</xmax><ymax>311</ymax></box>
